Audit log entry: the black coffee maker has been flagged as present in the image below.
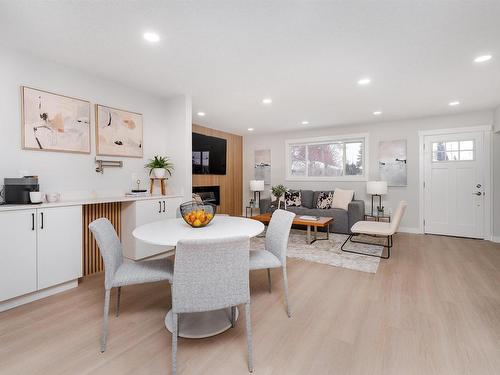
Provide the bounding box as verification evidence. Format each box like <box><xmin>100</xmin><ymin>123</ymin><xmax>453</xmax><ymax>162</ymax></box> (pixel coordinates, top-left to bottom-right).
<box><xmin>4</xmin><ymin>177</ymin><xmax>40</xmax><ymax>204</ymax></box>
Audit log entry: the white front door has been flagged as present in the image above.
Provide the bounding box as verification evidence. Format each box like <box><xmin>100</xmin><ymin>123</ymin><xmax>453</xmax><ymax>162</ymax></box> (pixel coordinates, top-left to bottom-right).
<box><xmin>423</xmin><ymin>131</ymin><xmax>485</xmax><ymax>238</ymax></box>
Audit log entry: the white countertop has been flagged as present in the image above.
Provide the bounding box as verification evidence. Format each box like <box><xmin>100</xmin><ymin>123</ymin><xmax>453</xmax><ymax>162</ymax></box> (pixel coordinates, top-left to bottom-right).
<box><xmin>0</xmin><ymin>194</ymin><xmax>184</xmax><ymax>212</ymax></box>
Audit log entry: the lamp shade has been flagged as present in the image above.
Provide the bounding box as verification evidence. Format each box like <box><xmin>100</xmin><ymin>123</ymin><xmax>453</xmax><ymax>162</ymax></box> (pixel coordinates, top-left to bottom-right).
<box><xmin>249</xmin><ymin>180</ymin><xmax>265</xmax><ymax>192</ymax></box>
<box><xmin>367</xmin><ymin>181</ymin><xmax>388</xmax><ymax>195</ymax></box>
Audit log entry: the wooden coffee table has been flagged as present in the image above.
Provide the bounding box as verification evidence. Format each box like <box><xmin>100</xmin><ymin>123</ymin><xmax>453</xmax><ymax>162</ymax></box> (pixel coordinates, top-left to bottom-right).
<box><xmin>251</xmin><ymin>212</ymin><xmax>333</xmax><ymax>244</ymax></box>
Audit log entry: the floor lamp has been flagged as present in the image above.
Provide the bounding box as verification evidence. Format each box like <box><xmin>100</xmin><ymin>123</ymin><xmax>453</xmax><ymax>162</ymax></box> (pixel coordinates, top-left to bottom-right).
<box><xmin>367</xmin><ymin>181</ymin><xmax>388</xmax><ymax>214</ymax></box>
<box><xmin>250</xmin><ymin>180</ymin><xmax>265</xmax><ymax>208</ymax></box>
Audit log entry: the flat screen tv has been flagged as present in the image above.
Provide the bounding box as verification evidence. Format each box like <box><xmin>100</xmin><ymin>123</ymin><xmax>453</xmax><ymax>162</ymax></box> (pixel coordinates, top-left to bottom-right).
<box><xmin>192</xmin><ymin>133</ymin><xmax>227</xmax><ymax>175</ymax></box>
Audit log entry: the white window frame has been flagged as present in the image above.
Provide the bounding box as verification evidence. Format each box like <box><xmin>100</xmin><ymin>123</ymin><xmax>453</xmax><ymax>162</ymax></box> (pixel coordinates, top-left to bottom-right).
<box><xmin>285</xmin><ymin>133</ymin><xmax>369</xmax><ymax>181</ymax></box>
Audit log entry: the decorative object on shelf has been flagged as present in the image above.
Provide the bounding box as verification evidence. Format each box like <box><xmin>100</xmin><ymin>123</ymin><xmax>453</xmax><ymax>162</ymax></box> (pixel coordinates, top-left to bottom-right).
<box><xmin>378</xmin><ymin>140</ymin><xmax>407</xmax><ymax>186</ymax></box>
<box><xmin>367</xmin><ymin>181</ymin><xmax>388</xmax><ymax>214</ymax></box>
<box><xmin>249</xmin><ymin>180</ymin><xmax>264</xmax><ymax>208</ymax></box>
<box><xmin>96</xmin><ymin>104</ymin><xmax>143</xmax><ymax>158</ymax></box>
<box><xmin>180</xmin><ymin>201</ymin><xmax>216</xmax><ymax>228</ymax></box>
<box><xmin>131</xmin><ymin>179</ymin><xmax>147</xmax><ymax>193</ymax></box>
<box><xmin>149</xmin><ymin>178</ymin><xmax>167</xmax><ymax>195</ymax></box>
<box><xmin>145</xmin><ymin>155</ymin><xmax>175</xmax><ymax>179</ymax></box>
<box><xmin>21</xmin><ymin>86</ymin><xmax>90</xmax><ymax>154</ymax></box>
<box><xmin>271</xmin><ymin>184</ymin><xmax>287</xmax><ymax>209</ymax></box>
<box><xmin>45</xmin><ymin>192</ymin><xmax>60</xmax><ymax>203</ymax></box>
<box><xmin>95</xmin><ymin>158</ymin><xmax>123</xmax><ymax>173</ymax></box>
<box><xmin>254</xmin><ymin>149</ymin><xmax>271</xmax><ymax>185</ymax></box>
<box><xmin>29</xmin><ymin>191</ymin><xmax>43</xmax><ymax>204</ymax></box>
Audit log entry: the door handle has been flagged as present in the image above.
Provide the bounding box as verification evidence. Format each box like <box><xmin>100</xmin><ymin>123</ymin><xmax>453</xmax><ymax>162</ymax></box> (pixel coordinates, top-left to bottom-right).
<box><xmin>474</xmin><ymin>192</ymin><xmax>482</xmax><ymax>196</ymax></box>
<box><xmin>31</xmin><ymin>213</ymin><xmax>35</xmax><ymax>231</ymax></box>
<box><xmin>162</xmin><ymin>201</ymin><xmax>166</xmax><ymax>213</ymax></box>
<box><xmin>40</xmin><ymin>212</ymin><xmax>44</xmax><ymax>229</ymax></box>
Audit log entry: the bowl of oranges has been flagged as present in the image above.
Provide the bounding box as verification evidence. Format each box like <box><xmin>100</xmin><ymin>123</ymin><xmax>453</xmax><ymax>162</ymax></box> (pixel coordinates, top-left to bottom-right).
<box><xmin>180</xmin><ymin>201</ymin><xmax>216</xmax><ymax>228</ymax></box>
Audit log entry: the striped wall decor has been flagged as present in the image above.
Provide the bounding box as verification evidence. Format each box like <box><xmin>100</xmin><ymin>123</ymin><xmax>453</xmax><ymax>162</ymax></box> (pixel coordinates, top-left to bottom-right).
<box><xmin>82</xmin><ymin>202</ymin><xmax>122</xmax><ymax>276</ymax></box>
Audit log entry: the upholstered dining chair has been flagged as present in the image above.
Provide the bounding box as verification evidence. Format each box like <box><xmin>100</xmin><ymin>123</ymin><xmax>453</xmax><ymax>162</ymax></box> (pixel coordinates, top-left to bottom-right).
<box><xmin>341</xmin><ymin>200</ymin><xmax>408</xmax><ymax>259</ymax></box>
<box><xmin>249</xmin><ymin>209</ymin><xmax>295</xmax><ymax>317</ymax></box>
<box><xmin>171</xmin><ymin>236</ymin><xmax>253</xmax><ymax>375</ymax></box>
<box><xmin>89</xmin><ymin>218</ymin><xmax>174</xmax><ymax>352</ymax></box>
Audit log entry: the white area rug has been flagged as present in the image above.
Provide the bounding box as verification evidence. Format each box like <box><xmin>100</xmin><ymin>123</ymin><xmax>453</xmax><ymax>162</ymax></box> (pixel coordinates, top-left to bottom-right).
<box><xmin>250</xmin><ymin>229</ymin><xmax>384</xmax><ymax>274</ymax></box>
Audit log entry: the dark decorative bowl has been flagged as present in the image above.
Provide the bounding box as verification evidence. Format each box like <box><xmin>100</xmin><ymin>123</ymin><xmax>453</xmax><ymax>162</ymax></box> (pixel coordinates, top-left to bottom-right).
<box><xmin>180</xmin><ymin>201</ymin><xmax>217</xmax><ymax>228</ymax></box>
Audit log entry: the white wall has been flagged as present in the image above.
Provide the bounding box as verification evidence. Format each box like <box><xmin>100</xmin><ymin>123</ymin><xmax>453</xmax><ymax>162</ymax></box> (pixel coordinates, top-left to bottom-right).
<box><xmin>244</xmin><ymin>110</ymin><xmax>495</xmax><ymax>233</ymax></box>
<box><xmin>0</xmin><ymin>47</ymin><xmax>192</xmax><ymax>201</ymax></box>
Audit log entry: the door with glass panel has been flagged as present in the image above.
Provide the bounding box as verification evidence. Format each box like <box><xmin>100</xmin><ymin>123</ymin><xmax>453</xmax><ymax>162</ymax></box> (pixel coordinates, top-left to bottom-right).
<box><xmin>423</xmin><ymin>131</ymin><xmax>484</xmax><ymax>238</ymax></box>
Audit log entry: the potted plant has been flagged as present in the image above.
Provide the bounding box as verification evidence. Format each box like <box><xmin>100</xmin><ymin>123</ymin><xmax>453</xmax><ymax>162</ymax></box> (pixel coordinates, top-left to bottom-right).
<box><xmin>271</xmin><ymin>184</ymin><xmax>287</xmax><ymax>209</ymax></box>
<box><xmin>145</xmin><ymin>155</ymin><xmax>174</xmax><ymax>179</ymax></box>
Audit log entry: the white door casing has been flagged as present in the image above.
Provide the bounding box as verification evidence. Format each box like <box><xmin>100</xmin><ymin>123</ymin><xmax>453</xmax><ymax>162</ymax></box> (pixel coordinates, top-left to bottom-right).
<box><xmin>423</xmin><ymin>130</ymin><xmax>487</xmax><ymax>238</ymax></box>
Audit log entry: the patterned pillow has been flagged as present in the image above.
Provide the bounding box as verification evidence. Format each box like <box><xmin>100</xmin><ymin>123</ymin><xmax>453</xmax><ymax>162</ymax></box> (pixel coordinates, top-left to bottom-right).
<box><xmin>316</xmin><ymin>192</ymin><xmax>333</xmax><ymax>209</ymax></box>
<box><xmin>284</xmin><ymin>190</ymin><xmax>301</xmax><ymax>207</ymax></box>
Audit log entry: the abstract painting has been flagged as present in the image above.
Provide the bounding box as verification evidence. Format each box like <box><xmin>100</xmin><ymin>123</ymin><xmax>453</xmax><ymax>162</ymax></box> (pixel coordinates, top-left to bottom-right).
<box><xmin>96</xmin><ymin>105</ymin><xmax>143</xmax><ymax>158</ymax></box>
<box><xmin>22</xmin><ymin>86</ymin><xmax>90</xmax><ymax>153</ymax></box>
<box><xmin>254</xmin><ymin>149</ymin><xmax>271</xmax><ymax>185</ymax></box>
<box><xmin>379</xmin><ymin>140</ymin><xmax>407</xmax><ymax>186</ymax></box>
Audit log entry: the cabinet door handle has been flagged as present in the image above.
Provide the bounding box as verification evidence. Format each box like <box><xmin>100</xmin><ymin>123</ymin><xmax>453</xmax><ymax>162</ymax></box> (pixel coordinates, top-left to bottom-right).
<box><xmin>158</xmin><ymin>201</ymin><xmax>162</xmax><ymax>213</ymax></box>
<box><xmin>40</xmin><ymin>212</ymin><xmax>44</xmax><ymax>229</ymax></box>
<box><xmin>163</xmin><ymin>201</ymin><xmax>166</xmax><ymax>213</ymax></box>
<box><xmin>31</xmin><ymin>213</ymin><xmax>35</xmax><ymax>231</ymax></box>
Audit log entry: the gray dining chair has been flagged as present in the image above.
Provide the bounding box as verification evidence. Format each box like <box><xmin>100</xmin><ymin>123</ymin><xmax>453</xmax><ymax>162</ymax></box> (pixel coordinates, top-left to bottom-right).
<box><xmin>171</xmin><ymin>236</ymin><xmax>253</xmax><ymax>375</ymax></box>
<box><xmin>89</xmin><ymin>218</ymin><xmax>174</xmax><ymax>353</ymax></box>
<box><xmin>249</xmin><ymin>209</ymin><xmax>295</xmax><ymax>317</ymax></box>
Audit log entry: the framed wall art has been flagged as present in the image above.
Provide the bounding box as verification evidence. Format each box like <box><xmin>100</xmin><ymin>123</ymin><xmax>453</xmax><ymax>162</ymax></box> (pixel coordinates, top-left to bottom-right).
<box><xmin>21</xmin><ymin>86</ymin><xmax>91</xmax><ymax>154</ymax></box>
<box><xmin>378</xmin><ymin>139</ymin><xmax>407</xmax><ymax>186</ymax></box>
<box><xmin>96</xmin><ymin>104</ymin><xmax>143</xmax><ymax>158</ymax></box>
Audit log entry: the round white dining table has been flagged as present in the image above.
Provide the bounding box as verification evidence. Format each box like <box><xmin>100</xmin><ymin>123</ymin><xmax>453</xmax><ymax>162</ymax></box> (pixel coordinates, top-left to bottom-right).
<box><xmin>132</xmin><ymin>215</ymin><xmax>265</xmax><ymax>339</ymax></box>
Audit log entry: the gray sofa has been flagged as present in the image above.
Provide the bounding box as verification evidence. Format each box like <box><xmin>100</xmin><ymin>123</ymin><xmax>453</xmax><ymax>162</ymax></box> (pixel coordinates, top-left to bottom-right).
<box><xmin>259</xmin><ymin>190</ymin><xmax>364</xmax><ymax>234</ymax></box>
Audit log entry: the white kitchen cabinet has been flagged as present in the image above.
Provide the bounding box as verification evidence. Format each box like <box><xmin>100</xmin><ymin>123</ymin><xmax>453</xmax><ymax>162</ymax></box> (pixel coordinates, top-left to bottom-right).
<box><xmin>122</xmin><ymin>196</ymin><xmax>183</xmax><ymax>260</ymax></box>
<box><xmin>0</xmin><ymin>209</ymin><xmax>37</xmax><ymax>301</ymax></box>
<box><xmin>37</xmin><ymin>206</ymin><xmax>82</xmax><ymax>290</ymax></box>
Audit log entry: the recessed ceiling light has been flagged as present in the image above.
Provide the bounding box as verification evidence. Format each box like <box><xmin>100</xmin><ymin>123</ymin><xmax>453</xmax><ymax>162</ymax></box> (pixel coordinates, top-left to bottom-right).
<box><xmin>474</xmin><ymin>54</ymin><xmax>492</xmax><ymax>63</ymax></box>
<box><xmin>357</xmin><ymin>77</ymin><xmax>371</xmax><ymax>85</ymax></box>
<box><xmin>301</xmin><ymin>121</ymin><xmax>309</xmax><ymax>125</ymax></box>
<box><xmin>262</xmin><ymin>98</ymin><xmax>272</xmax><ymax>105</ymax></box>
<box><xmin>197</xmin><ymin>112</ymin><xmax>205</xmax><ymax>117</ymax></box>
<box><xmin>449</xmin><ymin>101</ymin><xmax>460</xmax><ymax>106</ymax></box>
<box><xmin>143</xmin><ymin>32</ymin><xmax>160</xmax><ymax>43</ymax></box>
<box><xmin>248</xmin><ymin>128</ymin><xmax>254</xmax><ymax>132</ymax></box>
<box><xmin>373</xmin><ymin>111</ymin><xmax>382</xmax><ymax>115</ymax></box>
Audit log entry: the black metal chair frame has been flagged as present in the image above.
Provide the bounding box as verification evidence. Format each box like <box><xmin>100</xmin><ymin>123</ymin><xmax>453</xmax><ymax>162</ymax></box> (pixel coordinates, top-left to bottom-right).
<box><xmin>341</xmin><ymin>233</ymin><xmax>393</xmax><ymax>259</ymax></box>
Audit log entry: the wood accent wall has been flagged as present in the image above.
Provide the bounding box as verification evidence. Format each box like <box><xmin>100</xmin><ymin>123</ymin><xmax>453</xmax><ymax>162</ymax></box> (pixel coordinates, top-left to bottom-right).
<box><xmin>82</xmin><ymin>202</ymin><xmax>122</xmax><ymax>276</ymax></box>
<box><xmin>192</xmin><ymin>124</ymin><xmax>243</xmax><ymax>216</ymax></box>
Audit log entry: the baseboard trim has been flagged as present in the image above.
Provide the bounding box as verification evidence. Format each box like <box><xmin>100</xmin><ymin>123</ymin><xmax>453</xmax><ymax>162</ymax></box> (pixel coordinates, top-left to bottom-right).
<box><xmin>0</xmin><ymin>280</ymin><xmax>78</xmax><ymax>312</ymax></box>
<box><xmin>491</xmin><ymin>236</ymin><xmax>500</xmax><ymax>243</ymax></box>
<box><xmin>399</xmin><ymin>227</ymin><xmax>422</xmax><ymax>234</ymax></box>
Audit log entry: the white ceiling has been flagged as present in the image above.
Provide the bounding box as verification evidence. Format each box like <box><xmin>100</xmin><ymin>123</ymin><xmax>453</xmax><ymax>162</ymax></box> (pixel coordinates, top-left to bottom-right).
<box><xmin>1</xmin><ymin>0</ymin><xmax>499</xmax><ymax>135</ymax></box>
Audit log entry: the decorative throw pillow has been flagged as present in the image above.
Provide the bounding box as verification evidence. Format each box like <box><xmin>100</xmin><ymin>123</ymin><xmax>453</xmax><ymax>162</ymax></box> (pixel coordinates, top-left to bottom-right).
<box><xmin>332</xmin><ymin>189</ymin><xmax>354</xmax><ymax>211</ymax></box>
<box><xmin>284</xmin><ymin>190</ymin><xmax>301</xmax><ymax>207</ymax></box>
<box><xmin>316</xmin><ymin>192</ymin><xmax>333</xmax><ymax>209</ymax></box>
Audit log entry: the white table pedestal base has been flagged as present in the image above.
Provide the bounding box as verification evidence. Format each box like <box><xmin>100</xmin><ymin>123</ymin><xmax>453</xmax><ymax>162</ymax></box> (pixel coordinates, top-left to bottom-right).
<box><xmin>165</xmin><ymin>307</ymin><xmax>239</xmax><ymax>339</ymax></box>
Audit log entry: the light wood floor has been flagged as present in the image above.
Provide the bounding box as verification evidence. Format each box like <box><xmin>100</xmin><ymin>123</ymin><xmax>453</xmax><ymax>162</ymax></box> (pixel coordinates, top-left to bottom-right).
<box><xmin>1</xmin><ymin>233</ymin><xmax>500</xmax><ymax>375</ymax></box>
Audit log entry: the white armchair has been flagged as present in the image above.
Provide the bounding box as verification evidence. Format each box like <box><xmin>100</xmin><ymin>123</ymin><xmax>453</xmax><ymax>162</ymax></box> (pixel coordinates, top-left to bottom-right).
<box><xmin>341</xmin><ymin>201</ymin><xmax>407</xmax><ymax>259</ymax></box>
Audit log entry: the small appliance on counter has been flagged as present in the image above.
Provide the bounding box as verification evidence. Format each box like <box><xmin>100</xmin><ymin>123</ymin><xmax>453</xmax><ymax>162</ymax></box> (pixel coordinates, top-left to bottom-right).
<box><xmin>4</xmin><ymin>176</ymin><xmax>40</xmax><ymax>204</ymax></box>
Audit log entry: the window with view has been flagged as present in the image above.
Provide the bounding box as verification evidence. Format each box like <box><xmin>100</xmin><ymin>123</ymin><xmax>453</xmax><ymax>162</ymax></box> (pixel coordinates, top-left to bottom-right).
<box><xmin>286</xmin><ymin>134</ymin><xmax>368</xmax><ymax>180</ymax></box>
